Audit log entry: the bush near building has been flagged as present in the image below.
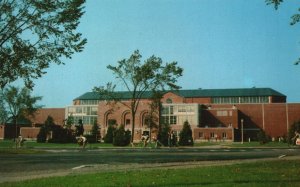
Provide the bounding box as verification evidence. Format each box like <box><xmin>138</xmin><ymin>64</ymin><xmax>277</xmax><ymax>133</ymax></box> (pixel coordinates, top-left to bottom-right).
<box><xmin>37</xmin><ymin>116</ymin><xmax>55</xmax><ymax>143</ymax></box>
<box><xmin>48</xmin><ymin>125</ymin><xmax>76</xmax><ymax>143</ymax></box>
<box><xmin>157</xmin><ymin>123</ymin><xmax>171</xmax><ymax>146</ymax></box>
<box><xmin>113</xmin><ymin>125</ymin><xmax>131</xmax><ymax>146</ymax></box>
<box><xmin>104</xmin><ymin>125</ymin><xmax>116</xmax><ymax>143</ymax></box>
<box><xmin>257</xmin><ymin>129</ymin><xmax>271</xmax><ymax>144</ymax></box>
<box><xmin>179</xmin><ymin>121</ymin><xmax>194</xmax><ymax>146</ymax></box>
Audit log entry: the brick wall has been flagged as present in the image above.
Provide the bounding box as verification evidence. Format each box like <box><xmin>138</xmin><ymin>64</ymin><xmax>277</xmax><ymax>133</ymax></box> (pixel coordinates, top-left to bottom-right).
<box><xmin>0</xmin><ymin>125</ymin><xmax>4</xmax><ymax>139</ymax></box>
<box><xmin>193</xmin><ymin>128</ymin><xmax>234</xmax><ymax>142</ymax></box>
<box><xmin>98</xmin><ymin>99</ymin><xmax>158</xmax><ymax>141</ymax></box>
<box><xmin>29</xmin><ymin>108</ymin><xmax>65</xmax><ymax>126</ymax></box>
<box><xmin>20</xmin><ymin>127</ymin><xmax>41</xmax><ymax>140</ymax></box>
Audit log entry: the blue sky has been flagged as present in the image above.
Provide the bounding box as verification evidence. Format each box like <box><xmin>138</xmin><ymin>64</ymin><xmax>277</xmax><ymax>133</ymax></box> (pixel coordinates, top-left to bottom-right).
<box><xmin>30</xmin><ymin>0</ymin><xmax>300</xmax><ymax>107</ymax></box>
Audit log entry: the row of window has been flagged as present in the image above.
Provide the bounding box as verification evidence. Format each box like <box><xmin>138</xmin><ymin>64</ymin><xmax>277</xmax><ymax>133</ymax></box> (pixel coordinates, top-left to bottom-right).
<box><xmin>73</xmin><ymin>116</ymin><xmax>98</xmax><ymax>125</ymax></box>
<box><xmin>67</xmin><ymin>106</ymin><xmax>98</xmax><ymax>116</ymax></box>
<box><xmin>212</xmin><ymin>96</ymin><xmax>269</xmax><ymax>104</ymax></box>
<box><xmin>199</xmin><ymin>132</ymin><xmax>227</xmax><ymax>139</ymax></box>
<box><xmin>161</xmin><ymin>104</ymin><xmax>197</xmax><ymax>115</ymax></box>
<box><xmin>79</xmin><ymin>100</ymin><xmax>100</xmax><ymax>105</ymax></box>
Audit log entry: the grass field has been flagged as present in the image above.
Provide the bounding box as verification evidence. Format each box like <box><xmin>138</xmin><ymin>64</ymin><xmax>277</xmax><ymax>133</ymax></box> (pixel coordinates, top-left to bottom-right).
<box><xmin>0</xmin><ymin>139</ymin><xmax>292</xmax><ymax>149</ymax></box>
<box><xmin>1</xmin><ymin>159</ymin><xmax>299</xmax><ymax>187</ymax></box>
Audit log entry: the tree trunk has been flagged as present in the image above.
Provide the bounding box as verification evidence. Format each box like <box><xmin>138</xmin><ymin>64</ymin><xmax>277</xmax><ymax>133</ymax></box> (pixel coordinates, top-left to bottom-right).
<box><xmin>131</xmin><ymin>109</ymin><xmax>135</xmax><ymax>146</ymax></box>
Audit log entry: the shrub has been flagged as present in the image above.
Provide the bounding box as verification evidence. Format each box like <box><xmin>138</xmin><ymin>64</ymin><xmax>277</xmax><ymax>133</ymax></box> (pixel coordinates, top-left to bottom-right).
<box><xmin>113</xmin><ymin>125</ymin><xmax>131</xmax><ymax>146</ymax></box>
<box><xmin>257</xmin><ymin>129</ymin><xmax>270</xmax><ymax>144</ymax></box>
<box><xmin>91</xmin><ymin>120</ymin><xmax>100</xmax><ymax>142</ymax></box>
<box><xmin>178</xmin><ymin>121</ymin><xmax>194</xmax><ymax>146</ymax></box>
<box><xmin>104</xmin><ymin>125</ymin><xmax>115</xmax><ymax>143</ymax></box>
<box><xmin>37</xmin><ymin>125</ymin><xmax>47</xmax><ymax>143</ymax></box>
<box><xmin>157</xmin><ymin>123</ymin><xmax>171</xmax><ymax>146</ymax></box>
<box><xmin>37</xmin><ymin>116</ymin><xmax>55</xmax><ymax>143</ymax></box>
<box><xmin>48</xmin><ymin>125</ymin><xmax>76</xmax><ymax>143</ymax></box>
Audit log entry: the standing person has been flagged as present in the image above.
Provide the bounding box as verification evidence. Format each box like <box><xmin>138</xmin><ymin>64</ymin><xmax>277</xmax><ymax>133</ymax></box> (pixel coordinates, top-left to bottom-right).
<box><xmin>16</xmin><ymin>135</ymin><xmax>23</xmax><ymax>148</ymax></box>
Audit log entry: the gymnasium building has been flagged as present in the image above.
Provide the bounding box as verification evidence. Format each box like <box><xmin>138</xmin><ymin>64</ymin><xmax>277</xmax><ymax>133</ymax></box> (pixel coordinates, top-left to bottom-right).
<box><xmin>1</xmin><ymin>87</ymin><xmax>300</xmax><ymax>142</ymax></box>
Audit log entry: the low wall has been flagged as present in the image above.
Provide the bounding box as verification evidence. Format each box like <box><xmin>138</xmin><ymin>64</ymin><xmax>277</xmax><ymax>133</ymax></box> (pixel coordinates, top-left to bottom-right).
<box><xmin>20</xmin><ymin>127</ymin><xmax>41</xmax><ymax>140</ymax></box>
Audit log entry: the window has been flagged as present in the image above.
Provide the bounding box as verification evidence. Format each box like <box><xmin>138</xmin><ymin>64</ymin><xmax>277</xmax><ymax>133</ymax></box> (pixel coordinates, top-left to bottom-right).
<box><xmin>210</xmin><ymin>132</ymin><xmax>215</xmax><ymax>138</ymax></box>
<box><xmin>107</xmin><ymin>119</ymin><xmax>116</xmax><ymax>126</ymax></box>
<box><xmin>126</xmin><ymin>119</ymin><xmax>130</xmax><ymax>126</ymax></box>
<box><xmin>222</xmin><ymin>132</ymin><xmax>227</xmax><ymax>139</ymax></box>
<box><xmin>199</xmin><ymin>132</ymin><xmax>204</xmax><ymax>138</ymax></box>
<box><xmin>170</xmin><ymin>106</ymin><xmax>174</xmax><ymax>114</ymax></box>
<box><xmin>170</xmin><ymin>116</ymin><xmax>177</xmax><ymax>125</ymax></box>
<box><xmin>166</xmin><ymin>98</ymin><xmax>173</xmax><ymax>103</ymax></box>
<box><xmin>91</xmin><ymin>107</ymin><xmax>98</xmax><ymax>115</ymax></box>
<box><xmin>161</xmin><ymin>107</ymin><xmax>169</xmax><ymax>115</ymax></box>
<box><xmin>217</xmin><ymin>111</ymin><xmax>228</xmax><ymax>116</ymax></box>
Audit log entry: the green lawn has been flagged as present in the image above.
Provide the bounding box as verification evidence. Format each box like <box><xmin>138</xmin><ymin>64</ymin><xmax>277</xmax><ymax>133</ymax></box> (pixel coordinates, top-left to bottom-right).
<box><xmin>2</xmin><ymin>159</ymin><xmax>299</xmax><ymax>187</ymax></box>
<box><xmin>0</xmin><ymin>139</ymin><xmax>291</xmax><ymax>149</ymax></box>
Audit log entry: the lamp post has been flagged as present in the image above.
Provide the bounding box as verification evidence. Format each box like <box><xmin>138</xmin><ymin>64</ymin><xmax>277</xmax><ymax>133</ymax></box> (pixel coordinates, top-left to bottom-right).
<box><xmin>241</xmin><ymin>118</ymin><xmax>244</xmax><ymax>144</ymax></box>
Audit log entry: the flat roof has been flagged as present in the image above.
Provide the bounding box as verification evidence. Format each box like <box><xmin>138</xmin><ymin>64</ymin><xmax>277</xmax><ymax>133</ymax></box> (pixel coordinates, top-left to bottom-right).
<box><xmin>74</xmin><ymin>88</ymin><xmax>286</xmax><ymax>101</ymax></box>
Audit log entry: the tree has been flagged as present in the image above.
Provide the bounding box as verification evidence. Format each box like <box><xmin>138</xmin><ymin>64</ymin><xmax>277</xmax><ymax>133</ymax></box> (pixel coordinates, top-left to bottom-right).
<box><xmin>113</xmin><ymin>125</ymin><xmax>131</xmax><ymax>146</ymax></box>
<box><xmin>287</xmin><ymin>121</ymin><xmax>300</xmax><ymax>145</ymax></box>
<box><xmin>157</xmin><ymin>123</ymin><xmax>171</xmax><ymax>146</ymax></box>
<box><xmin>178</xmin><ymin>121</ymin><xmax>194</xmax><ymax>146</ymax></box>
<box><xmin>64</xmin><ymin>115</ymin><xmax>74</xmax><ymax>129</ymax></box>
<box><xmin>266</xmin><ymin>0</ymin><xmax>300</xmax><ymax>65</ymax></box>
<box><xmin>94</xmin><ymin>50</ymin><xmax>183</xmax><ymax>144</ymax></box>
<box><xmin>37</xmin><ymin>115</ymin><xmax>55</xmax><ymax>143</ymax></box>
<box><xmin>91</xmin><ymin>119</ymin><xmax>100</xmax><ymax>142</ymax></box>
<box><xmin>257</xmin><ymin>129</ymin><xmax>270</xmax><ymax>144</ymax></box>
<box><xmin>1</xmin><ymin>86</ymin><xmax>42</xmax><ymax>141</ymax></box>
<box><xmin>104</xmin><ymin>125</ymin><xmax>115</xmax><ymax>143</ymax></box>
<box><xmin>0</xmin><ymin>98</ymin><xmax>8</xmax><ymax>124</ymax></box>
<box><xmin>0</xmin><ymin>0</ymin><xmax>87</xmax><ymax>89</ymax></box>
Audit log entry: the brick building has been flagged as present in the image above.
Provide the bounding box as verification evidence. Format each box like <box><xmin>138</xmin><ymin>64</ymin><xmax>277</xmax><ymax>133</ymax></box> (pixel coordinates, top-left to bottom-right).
<box><xmin>2</xmin><ymin>87</ymin><xmax>299</xmax><ymax>142</ymax></box>
<box><xmin>0</xmin><ymin>108</ymin><xmax>65</xmax><ymax>139</ymax></box>
<box><xmin>66</xmin><ymin>87</ymin><xmax>300</xmax><ymax>142</ymax></box>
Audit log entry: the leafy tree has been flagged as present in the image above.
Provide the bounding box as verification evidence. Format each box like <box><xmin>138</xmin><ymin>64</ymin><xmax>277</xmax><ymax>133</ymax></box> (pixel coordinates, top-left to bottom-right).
<box><xmin>94</xmin><ymin>50</ymin><xmax>183</xmax><ymax>144</ymax></box>
<box><xmin>64</xmin><ymin>115</ymin><xmax>74</xmax><ymax>129</ymax></box>
<box><xmin>178</xmin><ymin>121</ymin><xmax>194</xmax><ymax>146</ymax></box>
<box><xmin>75</xmin><ymin>119</ymin><xmax>84</xmax><ymax>136</ymax></box>
<box><xmin>287</xmin><ymin>121</ymin><xmax>300</xmax><ymax>145</ymax></box>
<box><xmin>146</xmin><ymin>91</ymin><xmax>163</xmax><ymax>141</ymax></box>
<box><xmin>104</xmin><ymin>125</ymin><xmax>116</xmax><ymax>143</ymax></box>
<box><xmin>266</xmin><ymin>0</ymin><xmax>300</xmax><ymax>65</ymax></box>
<box><xmin>0</xmin><ymin>98</ymin><xmax>8</xmax><ymax>124</ymax></box>
<box><xmin>113</xmin><ymin>125</ymin><xmax>131</xmax><ymax>146</ymax></box>
<box><xmin>0</xmin><ymin>0</ymin><xmax>87</xmax><ymax>89</ymax></box>
<box><xmin>1</xmin><ymin>86</ymin><xmax>42</xmax><ymax>139</ymax></box>
<box><xmin>37</xmin><ymin>115</ymin><xmax>55</xmax><ymax>143</ymax></box>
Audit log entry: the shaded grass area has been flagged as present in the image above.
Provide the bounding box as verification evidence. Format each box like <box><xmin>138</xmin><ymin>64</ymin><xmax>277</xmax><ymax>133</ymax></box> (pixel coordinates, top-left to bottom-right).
<box><xmin>2</xmin><ymin>159</ymin><xmax>300</xmax><ymax>187</ymax></box>
<box><xmin>0</xmin><ymin>140</ymin><xmax>113</xmax><ymax>149</ymax></box>
<box><xmin>0</xmin><ymin>140</ymin><xmax>291</xmax><ymax>149</ymax></box>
